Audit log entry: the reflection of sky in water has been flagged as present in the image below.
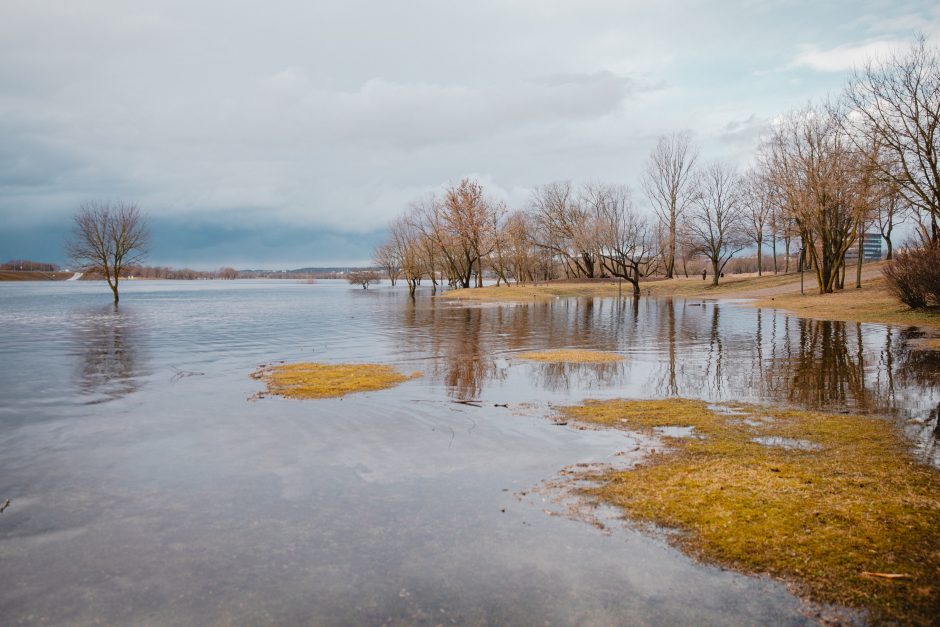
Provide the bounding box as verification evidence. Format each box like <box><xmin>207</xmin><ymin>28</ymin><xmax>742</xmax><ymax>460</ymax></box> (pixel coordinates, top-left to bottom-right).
<box><xmin>0</xmin><ymin>280</ymin><xmax>937</xmax><ymax>624</ymax></box>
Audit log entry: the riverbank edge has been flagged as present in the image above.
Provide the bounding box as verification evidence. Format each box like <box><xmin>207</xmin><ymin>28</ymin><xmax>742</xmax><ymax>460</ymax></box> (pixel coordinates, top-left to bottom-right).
<box><xmin>554</xmin><ymin>398</ymin><xmax>940</xmax><ymax>625</ymax></box>
<box><xmin>441</xmin><ymin>272</ymin><xmax>940</xmax><ymax>331</ymax></box>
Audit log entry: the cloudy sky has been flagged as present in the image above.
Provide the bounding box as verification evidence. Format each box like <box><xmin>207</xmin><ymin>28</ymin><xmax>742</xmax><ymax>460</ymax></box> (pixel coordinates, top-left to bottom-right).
<box><xmin>1</xmin><ymin>1</ymin><xmax>937</xmax><ymax>268</ymax></box>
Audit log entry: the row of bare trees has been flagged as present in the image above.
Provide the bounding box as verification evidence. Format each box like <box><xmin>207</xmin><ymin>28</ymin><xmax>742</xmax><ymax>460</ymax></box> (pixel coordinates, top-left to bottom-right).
<box><xmin>750</xmin><ymin>37</ymin><xmax>938</xmax><ymax>294</ymax></box>
<box><xmin>374</xmin><ymin>37</ymin><xmax>937</xmax><ymax>297</ymax></box>
<box><xmin>375</xmin><ymin>169</ymin><xmax>747</xmax><ymax>295</ymax></box>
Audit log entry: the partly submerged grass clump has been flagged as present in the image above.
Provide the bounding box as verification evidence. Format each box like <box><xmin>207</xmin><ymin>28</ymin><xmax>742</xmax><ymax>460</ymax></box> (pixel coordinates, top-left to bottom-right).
<box><xmin>252</xmin><ymin>362</ymin><xmax>421</xmax><ymax>399</ymax></box>
<box><xmin>517</xmin><ymin>349</ymin><xmax>624</xmax><ymax>364</ymax></box>
<box><xmin>560</xmin><ymin>398</ymin><xmax>940</xmax><ymax>625</ymax></box>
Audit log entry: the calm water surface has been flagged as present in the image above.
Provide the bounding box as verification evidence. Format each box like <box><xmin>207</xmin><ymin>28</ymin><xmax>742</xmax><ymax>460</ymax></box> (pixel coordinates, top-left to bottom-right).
<box><xmin>1</xmin><ymin>280</ymin><xmax>939</xmax><ymax>625</ymax></box>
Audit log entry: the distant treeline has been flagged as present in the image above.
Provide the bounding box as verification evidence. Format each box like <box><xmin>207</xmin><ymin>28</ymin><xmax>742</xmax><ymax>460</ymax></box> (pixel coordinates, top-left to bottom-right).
<box><xmin>1</xmin><ymin>260</ymin><xmax>61</xmax><ymax>272</ymax></box>
<box><xmin>84</xmin><ymin>265</ymin><xmax>241</xmax><ymax>280</ymax></box>
<box><xmin>94</xmin><ymin>266</ymin><xmax>384</xmax><ymax>280</ymax></box>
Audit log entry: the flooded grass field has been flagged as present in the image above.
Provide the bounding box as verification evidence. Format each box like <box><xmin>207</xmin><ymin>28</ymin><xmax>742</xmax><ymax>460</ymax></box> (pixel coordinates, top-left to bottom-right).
<box><xmin>1</xmin><ymin>280</ymin><xmax>939</xmax><ymax>625</ymax></box>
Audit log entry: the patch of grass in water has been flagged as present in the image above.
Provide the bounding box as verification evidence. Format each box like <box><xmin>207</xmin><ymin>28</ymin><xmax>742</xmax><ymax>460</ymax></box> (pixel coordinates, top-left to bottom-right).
<box><xmin>559</xmin><ymin>398</ymin><xmax>940</xmax><ymax>625</ymax></box>
<box><xmin>517</xmin><ymin>349</ymin><xmax>624</xmax><ymax>364</ymax></box>
<box><xmin>252</xmin><ymin>362</ymin><xmax>421</xmax><ymax>399</ymax></box>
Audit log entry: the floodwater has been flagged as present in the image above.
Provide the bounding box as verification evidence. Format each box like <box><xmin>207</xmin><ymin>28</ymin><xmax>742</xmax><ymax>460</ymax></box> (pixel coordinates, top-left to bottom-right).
<box><xmin>1</xmin><ymin>280</ymin><xmax>938</xmax><ymax>625</ymax></box>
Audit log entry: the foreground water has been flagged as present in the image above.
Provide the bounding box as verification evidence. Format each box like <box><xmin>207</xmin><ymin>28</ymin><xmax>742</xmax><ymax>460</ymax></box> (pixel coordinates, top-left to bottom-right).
<box><xmin>1</xmin><ymin>280</ymin><xmax>938</xmax><ymax>625</ymax></box>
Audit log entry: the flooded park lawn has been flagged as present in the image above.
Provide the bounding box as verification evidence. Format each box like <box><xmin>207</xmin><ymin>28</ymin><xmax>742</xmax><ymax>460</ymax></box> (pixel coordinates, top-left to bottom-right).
<box><xmin>1</xmin><ymin>280</ymin><xmax>939</xmax><ymax>625</ymax></box>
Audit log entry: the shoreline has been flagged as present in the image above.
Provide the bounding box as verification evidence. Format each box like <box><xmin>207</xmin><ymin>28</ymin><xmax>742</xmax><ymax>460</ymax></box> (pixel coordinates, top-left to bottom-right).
<box><xmin>442</xmin><ymin>265</ymin><xmax>940</xmax><ymax>331</ymax></box>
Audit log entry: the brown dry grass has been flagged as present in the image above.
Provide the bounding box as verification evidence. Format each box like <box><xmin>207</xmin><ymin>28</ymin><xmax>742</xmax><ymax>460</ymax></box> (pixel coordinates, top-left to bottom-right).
<box><xmin>252</xmin><ymin>362</ymin><xmax>421</xmax><ymax>399</ymax></box>
<box><xmin>442</xmin><ymin>266</ymin><xmax>940</xmax><ymax>331</ymax></box>
<box><xmin>516</xmin><ymin>349</ymin><xmax>624</xmax><ymax>363</ymax></box>
<box><xmin>443</xmin><ymin>282</ymin><xmax>623</xmax><ymax>301</ymax></box>
<box><xmin>0</xmin><ymin>271</ymin><xmax>74</xmax><ymax>281</ymax></box>
<box><xmin>560</xmin><ymin>398</ymin><xmax>940</xmax><ymax>625</ymax></box>
<box><xmin>752</xmin><ymin>276</ymin><xmax>940</xmax><ymax>330</ymax></box>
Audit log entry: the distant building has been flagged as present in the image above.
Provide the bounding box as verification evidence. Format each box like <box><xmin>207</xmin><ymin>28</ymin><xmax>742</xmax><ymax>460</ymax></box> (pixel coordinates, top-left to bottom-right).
<box><xmin>845</xmin><ymin>232</ymin><xmax>883</xmax><ymax>262</ymax></box>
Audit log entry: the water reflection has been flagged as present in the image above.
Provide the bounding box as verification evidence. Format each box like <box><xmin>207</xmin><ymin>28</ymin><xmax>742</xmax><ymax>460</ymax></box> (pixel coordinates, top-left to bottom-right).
<box><xmin>408</xmin><ymin>295</ymin><xmax>940</xmax><ymax>428</ymax></box>
<box><xmin>403</xmin><ymin>297</ymin><xmax>632</xmax><ymax>398</ymax></box>
<box><xmin>2</xmin><ymin>281</ymin><xmax>939</xmax><ymax>625</ymax></box>
<box><xmin>531</xmin><ymin>361</ymin><xmax>625</xmax><ymax>392</ymax></box>
<box><xmin>73</xmin><ymin>304</ymin><xmax>145</xmax><ymax>403</ymax></box>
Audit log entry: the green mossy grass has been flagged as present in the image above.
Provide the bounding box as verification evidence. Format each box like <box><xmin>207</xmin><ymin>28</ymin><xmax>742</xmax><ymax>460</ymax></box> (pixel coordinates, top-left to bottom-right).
<box><xmin>252</xmin><ymin>362</ymin><xmax>421</xmax><ymax>399</ymax></box>
<box><xmin>560</xmin><ymin>399</ymin><xmax>940</xmax><ymax>625</ymax></box>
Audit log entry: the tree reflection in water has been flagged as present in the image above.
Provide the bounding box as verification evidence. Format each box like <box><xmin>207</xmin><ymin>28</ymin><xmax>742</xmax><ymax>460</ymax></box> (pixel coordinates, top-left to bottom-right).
<box><xmin>401</xmin><ymin>294</ymin><xmax>940</xmax><ymax>450</ymax></box>
<box><xmin>531</xmin><ymin>360</ymin><xmax>624</xmax><ymax>392</ymax></box>
<box><xmin>74</xmin><ymin>304</ymin><xmax>145</xmax><ymax>403</ymax></box>
<box><xmin>402</xmin><ymin>296</ymin><xmax>628</xmax><ymax>398</ymax></box>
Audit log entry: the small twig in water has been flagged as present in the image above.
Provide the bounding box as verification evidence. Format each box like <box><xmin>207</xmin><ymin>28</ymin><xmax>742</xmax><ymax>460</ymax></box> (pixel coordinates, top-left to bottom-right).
<box><xmin>452</xmin><ymin>399</ymin><xmax>483</xmax><ymax>407</ymax></box>
<box><xmin>0</xmin><ymin>500</ymin><xmax>10</xmax><ymax>514</ymax></box>
<box><xmin>170</xmin><ymin>367</ymin><xmax>205</xmax><ymax>383</ymax></box>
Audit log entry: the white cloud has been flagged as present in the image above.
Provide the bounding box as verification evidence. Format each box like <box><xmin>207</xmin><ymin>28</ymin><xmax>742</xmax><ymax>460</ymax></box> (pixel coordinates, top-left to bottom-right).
<box><xmin>790</xmin><ymin>39</ymin><xmax>907</xmax><ymax>72</ymax></box>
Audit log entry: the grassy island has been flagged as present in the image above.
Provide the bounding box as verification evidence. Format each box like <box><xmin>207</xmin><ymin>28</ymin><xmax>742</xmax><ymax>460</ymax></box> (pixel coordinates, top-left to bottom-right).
<box><xmin>252</xmin><ymin>362</ymin><xmax>421</xmax><ymax>399</ymax></box>
<box><xmin>558</xmin><ymin>398</ymin><xmax>940</xmax><ymax>625</ymax></box>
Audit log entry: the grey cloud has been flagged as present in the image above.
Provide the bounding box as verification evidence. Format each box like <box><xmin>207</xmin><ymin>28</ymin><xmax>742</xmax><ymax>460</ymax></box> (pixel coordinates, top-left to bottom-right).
<box><xmin>1</xmin><ymin>0</ymin><xmax>936</xmax><ymax>267</ymax></box>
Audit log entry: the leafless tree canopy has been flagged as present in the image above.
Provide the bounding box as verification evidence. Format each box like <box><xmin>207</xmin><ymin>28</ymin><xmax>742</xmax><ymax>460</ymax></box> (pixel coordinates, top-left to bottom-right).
<box><xmin>741</xmin><ymin>170</ymin><xmax>774</xmax><ymax>276</ymax></box>
<box><xmin>347</xmin><ymin>270</ymin><xmax>381</xmax><ymax>289</ymax></box>
<box><xmin>686</xmin><ymin>162</ymin><xmax>748</xmax><ymax>286</ymax></box>
<box><xmin>760</xmin><ymin>106</ymin><xmax>878</xmax><ymax>293</ymax></box>
<box><xmin>844</xmin><ymin>36</ymin><xmax>940</xmax><ymax>243</ymax></box>
<box><xmin>642</xmin><ymin>131</ymin><xmax>699</xmax><ymax>279</ymax></box>
<box><xmin>67</xmin><ymin>200</ymin><xmax>149</xmax><ymax>303</ymax></box>
<box><xmin>586</xmin><ymin>183</ymin><xmax>655</xmax><ymax>295</ymax></box>
<box><xmin>368</xmin><ymin>36</ymin><xmax>935</xmax><ymax>303</ymax></box>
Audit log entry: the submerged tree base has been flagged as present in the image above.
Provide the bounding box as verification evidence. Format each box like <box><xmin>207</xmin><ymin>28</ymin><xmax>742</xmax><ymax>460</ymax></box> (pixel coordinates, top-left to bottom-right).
<box><xmin>559</xmin><ymin>398</ymin><xmax>940</xmax><ymax>625</ymax></box>
<box><xmin>517</xmin><ymin>349</ymin><xmax>624</xmax><ymax>363</ymax></box>
<box><xmin>251</xmin><ymin>362</ymin><xmax>421</xmax><ymax>399</ymax></box>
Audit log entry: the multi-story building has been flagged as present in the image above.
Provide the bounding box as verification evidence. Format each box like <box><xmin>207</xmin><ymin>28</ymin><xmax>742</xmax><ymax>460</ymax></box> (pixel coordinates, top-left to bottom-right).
<box><xmin>845</xmin><ymin>232</ymin><xmax>883</xmax><ymax>262</ymax></box>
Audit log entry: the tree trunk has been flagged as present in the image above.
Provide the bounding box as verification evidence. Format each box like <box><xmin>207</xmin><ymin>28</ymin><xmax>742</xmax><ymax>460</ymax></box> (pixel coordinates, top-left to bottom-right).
<box><xmin>855</xmin><ymin>228</ymin><xmax>864</xmax><ymax>289</ymax></box>
<box><xmin>107</xmin><ymin>274</ymin><xmax>120</xmax><ymax>303</ymax></box>
<box><xmin>665</xmin><ymin>215</ymin><xmax>676</xmax><ymax>279</ymax></box>
<box><xmin>756</xmin><ymin>235</ymin><xmax>763</xmax><ymax>276</ymax></box>
<box><xmin>711</xmin><ymin>259</ymin><xmax>720</xmax><ymax>287</ymax></box>
<box><xmin>771</xmin><ymin>236</ymin><xmax>778</xmax><ymax>274</ymax></box>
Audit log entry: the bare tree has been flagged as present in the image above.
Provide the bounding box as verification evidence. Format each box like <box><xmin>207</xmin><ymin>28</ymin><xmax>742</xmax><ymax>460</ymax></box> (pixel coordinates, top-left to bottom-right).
<box><xmin>762</xmin><ymin>106</ymin><xmax>876</xmax><ymax>293</ymax></box>
<box><xmin>67</xmin><ymin>201</ymin><xmax>149</xmax><ymax>303</ymax></box>
<box><xmin>587</xmin><ymin>183</ymin><xmax>656</xmax><ymax>296</ymax></box>
<box><xmin>642</xmin><ymin>131</ymin><xmax>699</xmax><ymax>278</ymax></box>
<box><xmin>686</xmin><ymin>162</ymin><xmax>748</xmax><ymax>286</ymax></box>
<box><xmin>347</xmin><ymin>270</ymin><xmax>381</xmax><ymax>289</ymax></box>
<box><xmin>387</xmin><ymin>213</ymin><xmax>425</xmax><ymax>295</ymax></box>
<box><xmin>530</xmin><ymin>181</ymin><xmax>597</xmax><ymax>278</ymax></box>
<box><xmin>742</xmin><ymin>170</ymin><xmax>773</xmax><ymax>276</ymax></box>
<box><xmin>443</xmin><ymin>178</ymin><xmax>500</xmax><ymax>288</ymax></box>
<box><xmin>872</xmin><ymin>176</ymin><xmax>907</xmax><ymax>260</ymax></box>
<box><xmin>503</xmin><ymin>210</ymin><xmax>535</xmax><ymax>285</ymax></box>
<box><xmin>843</xmin><ymin>36</ymin><xmax>940</xmax><ymax>243</ymax></box>
<box><xmin>373</xmin><ymin>242</ymin><xmax>400</xmax><ymax>286</ymax></box>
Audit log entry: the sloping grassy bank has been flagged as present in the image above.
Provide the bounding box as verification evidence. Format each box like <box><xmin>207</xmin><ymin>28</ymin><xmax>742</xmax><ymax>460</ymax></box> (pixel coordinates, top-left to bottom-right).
<box><xmin>559</xmin><ymin>398</ymin><xmax>940</xmax><ymax>625</ymax></box>
<box><xmin>0</xmin><ymin>271</ymin><xmax>74</xmax><ymax>281</ymax></box>
<box><xmin>751</xmin><ymin>277</ymin><xmax>940</xmax><ymax>330</ymax></box>
<box><xmin>442</xmin><ymin>268</ymin><xmax>940</xmax><ymax>331</ymax></box>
